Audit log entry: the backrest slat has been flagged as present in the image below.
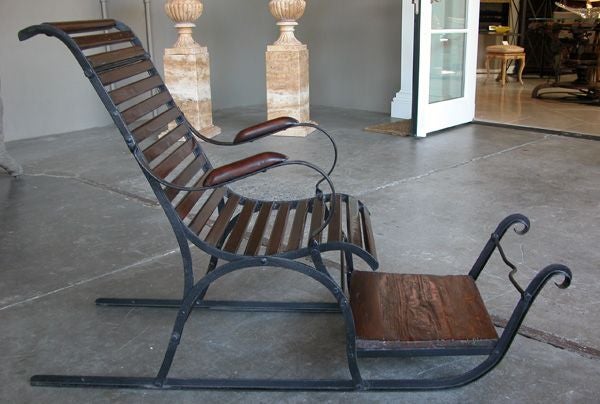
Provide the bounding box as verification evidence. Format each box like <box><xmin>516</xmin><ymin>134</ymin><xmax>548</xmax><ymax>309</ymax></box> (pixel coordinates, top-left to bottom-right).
<box><xmin>98</xmin><ymin>60</ymin><xmax>154</xmax><ymax>86</ymax></box>
<box><xmin>109</xmin><ymin>75</ymin><xmax>163</xmax><ymax>105</ymax></box>
<box><xmin>74</xmin><ymin>31</ymin><xmax>135</xmax><ymax>50</ymax></box>
<box><xmin>122</xmin><ymin>91</ymin><xmax>172</xmax><ymax>124</ymax></box>
<box><xmin>153</xmin><ymin>139</ymin><xmax>195</xmax><ymax>178</ymax></box>
<box><xmin>48</xmin><ymin>19</ymin><xmax>117</xmax><ymax>33</ymax></box>
<box><xmin>23</xmin><ymin>20</ymin><xmax>216</xmax><ymax>237</ymax></box>
<box><xmin>88</xmin><ymin>46</ymin><xmax>146</xmax><ymax>70</ymax></box>
<box><xmin>165</xmin><ymin>156</ymin><xmax>207</xmax><ymax>202</ymax></box>
<box><xmin>143</xmin><ymin>124</ymin><xmax>189</xmax><ymax>162</ymax></box>
<box><xmin>132</xmin><ymin>107</ymin><xmax>181</xmax><ymax>142</ymax></box>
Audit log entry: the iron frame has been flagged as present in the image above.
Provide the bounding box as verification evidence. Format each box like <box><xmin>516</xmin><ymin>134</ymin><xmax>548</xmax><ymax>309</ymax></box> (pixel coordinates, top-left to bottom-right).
<box><xmin>20</xmin><ymin>21</ymin><xmax>572</xmax><ymax>392</ymax></box>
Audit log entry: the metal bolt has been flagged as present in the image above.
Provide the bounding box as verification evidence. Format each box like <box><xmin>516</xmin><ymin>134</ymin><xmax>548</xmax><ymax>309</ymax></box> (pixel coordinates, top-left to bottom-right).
<box><xmin>261</xmin><ymin>258</ymin><xmax>267</xmax><ymax>265</ymax></box>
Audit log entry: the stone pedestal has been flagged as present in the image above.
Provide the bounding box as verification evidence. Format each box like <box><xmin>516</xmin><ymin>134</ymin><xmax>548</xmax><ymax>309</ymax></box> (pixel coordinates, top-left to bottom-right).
<box><xmin>266</xmin><ymin>44</ymin><xmax>314</xmax><ymax>137</ymax></box>
<box><xmin>266</xmin><ymin>0</ymin><xmax>315</xmax><ymax>137</ymax></box>
<box><xmin>163</xmin><ymin>0</ymin><xmax>220</xmax><ymax>138</ymax></box>
<box><xmin>164</xmin><ymin>46</ymin><xmax>220</xmax><ymax>137</ymax></box>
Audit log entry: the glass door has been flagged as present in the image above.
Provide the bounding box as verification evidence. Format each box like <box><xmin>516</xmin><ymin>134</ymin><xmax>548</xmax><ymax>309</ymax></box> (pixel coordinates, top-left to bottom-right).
<box><xmin>412</xmin><ymin>0</ymin><xmax>480</xmax><ymax>137</ymax></box>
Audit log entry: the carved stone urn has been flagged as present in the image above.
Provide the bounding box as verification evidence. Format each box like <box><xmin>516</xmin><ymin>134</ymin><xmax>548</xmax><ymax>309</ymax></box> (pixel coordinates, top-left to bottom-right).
<box><xmin>164</xmin><ymin>0</ymin><xmax>204</xmax><ymax>49</ymax></box>
<box><xmin>268</xmin><ymin>0</ymin><xmax>306</xmax><ymax>46</ymax></box>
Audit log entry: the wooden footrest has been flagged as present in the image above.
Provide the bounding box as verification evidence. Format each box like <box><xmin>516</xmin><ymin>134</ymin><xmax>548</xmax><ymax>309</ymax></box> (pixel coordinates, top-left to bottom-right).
<box><xmin>350</xmin><ymin>272</ymin><xmax>498</xmax><ymax>355</ymax></box>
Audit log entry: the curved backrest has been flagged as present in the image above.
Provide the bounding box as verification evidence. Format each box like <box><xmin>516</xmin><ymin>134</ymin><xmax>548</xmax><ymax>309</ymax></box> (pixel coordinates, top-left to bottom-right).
<box><xmin>19</xmin><ymin>19</ymin><xmax>221</xmax><ymax>222</ymax></box>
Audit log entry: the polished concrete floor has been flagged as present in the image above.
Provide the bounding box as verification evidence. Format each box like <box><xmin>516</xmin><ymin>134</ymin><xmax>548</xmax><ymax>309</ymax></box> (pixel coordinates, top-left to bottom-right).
<box><xmin>475</xmin><ymin>75</ymin><xmax>600</xmax><ymax>137</ymax></box>
<box><xmin>1</xmin><ymin>106</ymin><xmax>600</xmax><ymax>402</ymax></box>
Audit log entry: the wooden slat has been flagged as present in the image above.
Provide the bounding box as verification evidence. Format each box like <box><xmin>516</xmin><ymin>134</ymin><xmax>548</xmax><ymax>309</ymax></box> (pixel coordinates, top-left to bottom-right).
<box><xmin>350</xmin><ymin>272</ymin><xmax>498</xmax><ymax>345</ymax></box>
<box><xmin>109</xmin><ymin>75</ymin><xmax>163</xmax><ymax>105</ymax></box>
<box><xmin>166</xmin><ymin>156</ymin><xmax>206</xmax><ymax>202</ymax></box>
<box><xmin>88</xmin><ymin>46</ymin><xmax>146</xmax><ymax>69</ymax></box>
<box><xmin>174</xmin><ymin>185</ymin><xmax>205</xmax><ymax>219</ymax></box>
<box><xmin>360</xmin><ymin>205</ymin><xmax>377</xmax><ymax>260</ymax></box>
<box><xmin>153</xmin><ymin>139</ymin><xmax>195</xmax><ymax>178</ymax></box>
<box><xmin>98</xmin><ymin>60</ymin><xmax>154</xmax><ymax>86</ymax></box>
<box><xmin>245</xmin><ymin>202</ymin><xmax>273</xmax><ymax>256</ymax></box>
<box><xmin>327</xmin><ymin>194</ymin><xmax>343</xmax><ymax>243</ymax></box>
<box><xmin>143</xmin><ymin>124</ymin><xmax>189</xmax><ymax>162</ymax></box>
<box><xmin>309</xmin><ymin>198</ymin><xmax>325</xmax><ymax>243</ymax></box>
<box><xmin>265</xmin><ymin>203</ymin><xmax>291</xmax><ymax>255</ymax></box>
<box><xmin>205</xmin><ymin>195</ymin><xmax>241</xmax><ymax>245</ymax></box>
<box><xmin>188</xmin><ymin>188</ymin><xmax>227</xmax><ymax>234</ymax></box>
<box><xmin>74</xmin><ymin>31</ymin><xmax>135</xmax><ymax>49</ymax></box>
<box><xmin>132</xmin><ymin>107</ymin><xmax>181</xmax><ymax>142</ymax></box>
<box><xmin>49</xmin><ymin>19</ymin><xmax>117</xmax><ymax>34</ymax></box>
<box><xmin>223</xmin><ymin>200</ymin><xmax>257</xmax><ymax>254</ymax></box>
<box><xmin>285</xmin><ymin>200</ymin><xmax>308</xmax><ymax>251</ymax></box>
<box><xmin>346</xmin><ymin>197</ymin><xmax>362</xmax><ymax>248</ymax></box>
<box><xmin>122</xmin><ymin>91</ymin><xmax>172</xmax><ymax>124</ymax></box>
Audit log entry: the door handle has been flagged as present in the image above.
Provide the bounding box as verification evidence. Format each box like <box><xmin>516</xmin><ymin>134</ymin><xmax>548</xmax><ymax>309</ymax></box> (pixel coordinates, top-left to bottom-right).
<box><xmin>412</xmin><ymin>0</ymin><xmax>419</xmax><ymax>15</ymax></box>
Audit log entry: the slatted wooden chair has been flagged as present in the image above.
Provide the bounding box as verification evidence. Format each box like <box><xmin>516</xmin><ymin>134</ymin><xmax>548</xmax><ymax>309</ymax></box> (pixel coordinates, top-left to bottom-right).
<box><xmin>20</xmin><ymin>19</ymin><xmax>572</xmax><ymax>391</ymax></box>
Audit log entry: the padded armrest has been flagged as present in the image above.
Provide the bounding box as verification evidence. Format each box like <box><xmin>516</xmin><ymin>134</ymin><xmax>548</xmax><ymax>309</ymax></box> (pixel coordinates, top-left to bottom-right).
<box><xmin>203</xmin><ymin>152</ymin><xmax>288</xmax><ymax>187</ymax></box>
<box><xmin>233</xmin><ymin>117</ymin><xmax>299</xmax><ymax>144</ymax></box>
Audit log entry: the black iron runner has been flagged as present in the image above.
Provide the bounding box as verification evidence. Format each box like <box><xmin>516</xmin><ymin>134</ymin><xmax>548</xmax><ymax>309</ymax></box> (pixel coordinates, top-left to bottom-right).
<box><xmin>19</xmin><ymin>19</ymin><xmax>572</xmax><ymax>391</ymax></box>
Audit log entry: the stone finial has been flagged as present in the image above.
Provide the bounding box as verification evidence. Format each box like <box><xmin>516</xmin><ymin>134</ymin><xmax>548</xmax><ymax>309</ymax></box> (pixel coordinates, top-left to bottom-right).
<box><xmin>268</xmin><ymin>0</ymin><xmax>306</xmax><ymax>46</ymax></box>
<box><xmin>164</xmin><ymin>0</ymin><xmax>204</xmax><ymax>49</ymax></box>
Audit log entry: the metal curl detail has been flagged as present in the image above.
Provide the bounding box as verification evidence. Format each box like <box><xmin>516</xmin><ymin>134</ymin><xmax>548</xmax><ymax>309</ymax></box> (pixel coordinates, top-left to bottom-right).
<box><xmin>469</xmin><ymin>214</ymin><xmax>531</xmax><ymax>280</ymax></box>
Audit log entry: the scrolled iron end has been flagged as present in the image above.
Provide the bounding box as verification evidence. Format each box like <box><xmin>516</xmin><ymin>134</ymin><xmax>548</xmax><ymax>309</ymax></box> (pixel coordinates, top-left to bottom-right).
<box><xmin>512</xmin><ymin>216</ymin><xmax>530</xmax><ymax>235</ymax></box>
<box><xmin>555</xmin><ymin>271</ymin><xmax>572</xmax><ymax>289</ymax></box>
<box><xmin>543</xmin><ymin>264</ymin><xmax>572</xmax><ymax>290</ymax></box>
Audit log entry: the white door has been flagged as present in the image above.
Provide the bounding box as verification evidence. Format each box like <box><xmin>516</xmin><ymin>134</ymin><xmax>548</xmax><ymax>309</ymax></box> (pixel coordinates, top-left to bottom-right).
<box><xmin>412</xmin><ymin>0</ymin><xmax>480</xmax><ymax>137</ymax></box>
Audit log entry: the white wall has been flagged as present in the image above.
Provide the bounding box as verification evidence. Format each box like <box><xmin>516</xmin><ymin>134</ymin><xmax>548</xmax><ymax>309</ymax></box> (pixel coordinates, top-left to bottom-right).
<box><xmin>0</xmin><ymin>0</ymin><xmax>111</xmax><ymax>141</ymax></box>
<box><xmin>2</xmin><ymin>0</ymin><xmax>402</xmax><ymax>141</ymax></box>
<box><xmin>303</xmin><ymin>0</ymin><xmax>402</xmax><ymax>113</ymax></box>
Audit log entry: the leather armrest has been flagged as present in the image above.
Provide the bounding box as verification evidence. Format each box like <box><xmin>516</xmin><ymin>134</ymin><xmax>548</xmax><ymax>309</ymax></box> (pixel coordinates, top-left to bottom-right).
<box><xmin>233</xmin><ymin>117</ymin><xmax>299</xmax><ymax>144</ymax></box>
<box><xmin>203</xmin><ymin>152</ymin><xmax>288</xmax><ymax>187</ymax></box>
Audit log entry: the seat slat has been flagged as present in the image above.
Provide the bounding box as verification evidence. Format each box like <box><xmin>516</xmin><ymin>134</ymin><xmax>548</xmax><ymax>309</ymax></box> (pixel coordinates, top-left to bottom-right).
<box><xmin>98</xmin><ymin>60</ymin><xmax>154</xmax><ymax>86</ymax></box>
<box><xmin>132</xmin><ymin>107</ymin><xmax>181</xmax><ymax>142</ymax></box>
<box><xmin>285</xmin><ymin>200</ymin><xmax>308</xmax><ymax>251</ymax></box>
<box><xmin>309</xmin><ymin>198</ymin><xmax>325</xmax><ymax>243</ymax></box>
<box><xmin>188</xmin><ymin>188</ymin><xmax>227</xmax><ymax>234</ymax></box>
<box><xmin>360</xmin><ymin>205</ymin><xmax>377</xmax><ymax>260</ymax></box>
<box><xmin>122</xmin><ymin>91</ymin><xmax>172</xmax><ymax>124</ymax></box>
<box><xmin>74</xmin><ymin>31</ymin><xmax>135</xmax><ymax>50</ymax></box>
<box><xmin>88</xmin><ymin>46</ymin><xmax>146</xmax><ymax>69</ymax></box>
<box><xmin>49</xmin><ymin>19</ymin><xmax>117</xmax><ymax>34</ymax></box>
<box><xmin>266</xmin><ymin>203</ymin><xmax>291</xmax><ymax>255</ymax></box>
<box><xmin>166</xmin><ymin>156</ymin><xmax>207</xmax><ymax>202</ymax></box>
<box><xmin>327</xmin><ymin>194</ymin><xmax>343</xmax><ymax>243</ymax></box>
<box><xmin>109</xmin><ymin>75</ymin><xmax>163</xmax><ymax>105</ymax></box>
<box><xmin>223</xmin><ymin>200</ymin><xmax>257</xmax><ymax>254</ymax></box>
<box><xmin>205</xmin><ymin>195</ymin><xmax>241</xmax><ymax>246</ymax></box>
<box><xmin>347</xmin><ymin>197</ymin><xmax>362</xmax><ymax>248</ymax></box>
<box><xmin>153</xmin><ymin>139</ymin><xmax>195</xmax><ymax>179</ymax></box>
<box><xmin>245</xmin><ymin>202</ymin><xmax>273</xmax><ymax>256</ymax></box>
<box><xmin>144</xmin><ymin>124</ymin><xmax>189</xmax><ymax>162</ymax></box>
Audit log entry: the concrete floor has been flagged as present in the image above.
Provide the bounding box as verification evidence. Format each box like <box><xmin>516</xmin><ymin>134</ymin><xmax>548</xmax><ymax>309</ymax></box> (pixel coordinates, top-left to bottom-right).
<box><xmin>1</xmin><ymin>106</ymin><xmax>599</xmax><ymax>402</ymax></box>
<box><xmin>475</xmin><ymin>75</ymin><xmax>600</xmax><ymax>138</ymax></box>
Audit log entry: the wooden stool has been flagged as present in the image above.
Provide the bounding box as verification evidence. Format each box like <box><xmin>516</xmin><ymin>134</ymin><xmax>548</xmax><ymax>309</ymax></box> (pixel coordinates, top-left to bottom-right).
<box><xmin>485</xmin><ymin>45</ymin><xmax>526</xmax><ymax>86</ymax></box>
